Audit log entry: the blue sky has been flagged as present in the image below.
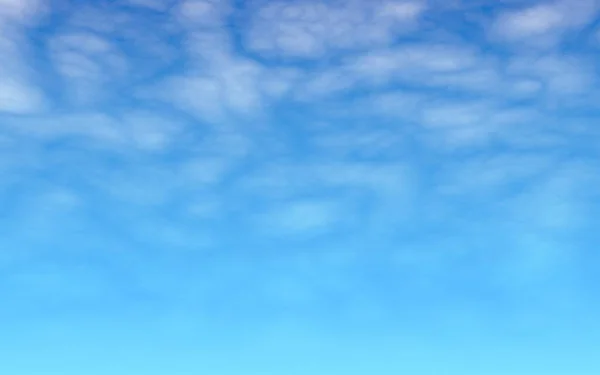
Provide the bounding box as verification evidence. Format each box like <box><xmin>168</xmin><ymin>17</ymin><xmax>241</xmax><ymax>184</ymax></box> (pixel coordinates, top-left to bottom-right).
<box><xmin>2</xmin><ymin>0</ymin><xmax>600</xmax><ymax>373</ymax></box>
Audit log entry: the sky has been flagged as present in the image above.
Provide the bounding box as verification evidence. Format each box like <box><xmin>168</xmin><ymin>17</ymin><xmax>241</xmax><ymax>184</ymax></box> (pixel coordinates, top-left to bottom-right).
<box><xmin>1</xmin><ymin>0</ymin><xmax>600</xmax><ymax>373</ymax></box>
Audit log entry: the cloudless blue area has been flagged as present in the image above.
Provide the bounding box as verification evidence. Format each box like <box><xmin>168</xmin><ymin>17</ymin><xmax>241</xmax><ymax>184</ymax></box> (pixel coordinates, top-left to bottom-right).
<box><xmin>2</xmin><ymin>0</ymin><xmax>600</xmax><ymax>373</ymax></box>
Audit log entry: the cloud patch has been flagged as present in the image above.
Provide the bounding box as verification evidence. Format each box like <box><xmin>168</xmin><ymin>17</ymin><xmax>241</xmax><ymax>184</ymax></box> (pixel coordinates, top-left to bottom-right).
<box><xmin>244</xmin><ymin>0</ymin><xmax>426</xmax><ymax>59</ymax></box>
<box><xmin>491</xmin><ymin>0</ymin><xmax>599</xmax><ymax>47</ymax></box>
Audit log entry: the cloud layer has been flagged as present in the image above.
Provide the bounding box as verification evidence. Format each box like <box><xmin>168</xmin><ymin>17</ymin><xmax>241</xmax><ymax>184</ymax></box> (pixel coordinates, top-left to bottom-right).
<box><xmin>1</xmin><ymin>0</ymin><xmax>600</xmax><ymax>327</ymax></box>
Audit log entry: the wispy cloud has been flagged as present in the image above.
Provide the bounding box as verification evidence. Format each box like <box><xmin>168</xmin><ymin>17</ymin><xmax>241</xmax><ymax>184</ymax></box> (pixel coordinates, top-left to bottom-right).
<box><xmin>1</xmin><ymin>0</ymin><xmax>600</xmax><ymax>317</ymax></box>
<box><xmin>244</xmin><ymin>0</ymin><xmax>426</xmax><ymax>58</ymax></box>
<box><xmin>490</xmin><ymin>0</ymin><xmax>599</xmax><ymax>47</ymax></box>
<box><xmin>0</xmin><ymin>0</ymin><xmax>46</xmax><ymax>113</ymax></box>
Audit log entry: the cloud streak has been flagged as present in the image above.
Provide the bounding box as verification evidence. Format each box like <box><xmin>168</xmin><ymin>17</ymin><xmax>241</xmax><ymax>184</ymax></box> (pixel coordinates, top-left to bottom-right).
<box><xmin>1</xmin><ymin>0</ymin><xmax>600</xmax><ymax>325</ymax></box>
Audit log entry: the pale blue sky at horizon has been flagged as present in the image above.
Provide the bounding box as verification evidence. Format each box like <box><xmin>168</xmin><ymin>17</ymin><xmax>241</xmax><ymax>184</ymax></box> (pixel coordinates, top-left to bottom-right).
<box><xmin>2</xmin><ymin>0</ymin><xmax>600</xmax><ymax>373</ymax></box>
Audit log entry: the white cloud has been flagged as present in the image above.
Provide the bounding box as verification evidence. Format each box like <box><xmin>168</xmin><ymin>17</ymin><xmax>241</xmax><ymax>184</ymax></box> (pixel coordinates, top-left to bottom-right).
<box><xmin>435</xmin><ymin>153</ymin><xmax>558</xmax><ymax>197</ymax></box>
<box><xmin>0</xmin><ymin>112</ymin><xmax>124</xmax><ymax>147</ymax></box>
<box><xmin>175</xmin><ymin>0</ymin><xmax>232</xmax><ymax>28</ymax></box>
<box><xmin>351</xmin><ymin>43</ymin><xmax>481</xmax><ymax>79</ymax></box>
<box><xmin>0</xmin><ymin>0</ymin><xmax>45</xmax><ymax>24</ymax></box>
<box><xmin>311</xmin><ymin>127</ymin><xmax>405</xmax><ymax>158</ymax></box>
<box><xmin>491</xmin><ymin>0</ymin><xmax>599</xmax><ymax>46</ymax></box>
<box><xmin>45</xmin><ymin>1</ymin><xmax>185</xmax><ymax>108</ymax></box>
<box><xmin>260</xmin><ymin>68</ymin><xmax>302</xmax><ymax>99</ymax></box>
<box><xmin>1</xmin><ymin>0</ymin><xmax>599</xmax><ymax>299</ymax></box>
<box><xmin>315</xmin><ymin>163</ymin><xmax>411</xmax><ymax>196</ymax></box>
<box><xmin>288</xmin><ymin>37</ymin><xmax>594</xmax><ymax>108</ymax></box>
<box><xmin>121</xmin><ymin>111</ymin><xmax>185</xmax><ymax>152</ymax></box>
<box><xmin>179</xmin><ymin>158</ymin><xmax>231</xmax><ymax>185</ymax></box>
<box><xmin>237</xmin><ymin>159</ymin><xmax>415</xmax><ymax>238</ymax></box>
<box><xmin>496</xmin><ymin>4</ymin><xmax>565</xmax><ymax>36</ymax></box>
<box><xmin>294</xmin><ymin>69</ymin><xmax>357</xmax><ymax>100</ymax></box>
<box><xmin>48</xmin><ymin>30</ymin><xmax>129</xmax><ymax>105</ymax></box>
<box><xmin>506</xmin><ymin>54</ymin><xmax>594</xmax><ymax>96</ymax></box>
<box><xmin>378</xmin><ymin>0</ymin><xmax>425</xmax><ymax>20</ymax></box>
<box><xmin>185</xmin><ymin>29</ymin><xmax>233</xmax><ymax>62</ymax></box>
<box><xmin>160</xmin><ymin>75</ymin><xmax>225</xmax><ymax>122</ymax></box>
<box><xmin>366</xmin><ymin>92</ymin><xmax>423</xmax><ymax>119</ymax></box>
<box><xmin>434</xmin><ymin>106</ymin><xmax>544</xmax><ymax>150</ymax></box>
<box><xmin>244</xmin><ymin>0</ymin><xmax>426</xmax><ymax>58</ymax></box>
<box><xmin>294</xmin><ymin>40</ymin><xmax>556</xmax><ymax>104</ymax></box>
<box><xmin>420</xmin><ymin>101</ymin><xmax>491</xmax><ymax>128</ymax></box>
<box><xmin>130</xmin><ymin>0</ymin><xmax>598</xmax><ymax>128</ymax></box>
<box><xmin>0</xmin><ymin>8</ymin><xmax>46</xmax><ymax>114</ymax></box>
<box><xmin>0</xmin><ymin>78</ymin><xmax>45</xmax><ymax>114</ymax></box>
<box><xmin>241</xmin><ymin>160</ymin><xmax>411</xmax><ymax>203</ymax></box>
<box><xmin>0</xmin><ymin>110</ymin><xmax>189</xmax><ymax>154</ymax></box>
<box><xmin>158</xmin><ymin>32</ymin><xmax>271</xmax><ymax>122</ymax></box>
<box><xmin>354</xmin><ymin>93</ymin><xmax>543</xmax><ymax>150</ymax></box>
<box><xmin>292</xmin><ymin>43</ymin><xmax>484</xmax><ymax>100</ymax></box>
<box><xmin>266</xmin><ymin>200</ymin><xmax>344</xmax><ymax>236</ymax></box>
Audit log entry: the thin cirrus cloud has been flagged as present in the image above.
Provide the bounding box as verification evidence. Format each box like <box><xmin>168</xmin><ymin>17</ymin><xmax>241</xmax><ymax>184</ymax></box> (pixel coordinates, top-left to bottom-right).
<box><xmin>244</xmin><ymin>0</ymin><xmax>425</xmax><ymax>58</ymax></box>
<box><xmin>490</xmin><ymin>0</ymin><xmax>598</xmax><ymax>46</ymax></box>
<box><xmin>1</xmin><ymin>0</ymin><xmax>597</xmax><ymax>269</ymax></box>
<box><xmin>2</xmin><ymin>1</ymin><xmax>600</xmax><ymax>372</ymax></box>
<box><xmin>0</xmin><ymin>0</ymin><xmax>47</xmax><ymax>113</ymax></box>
